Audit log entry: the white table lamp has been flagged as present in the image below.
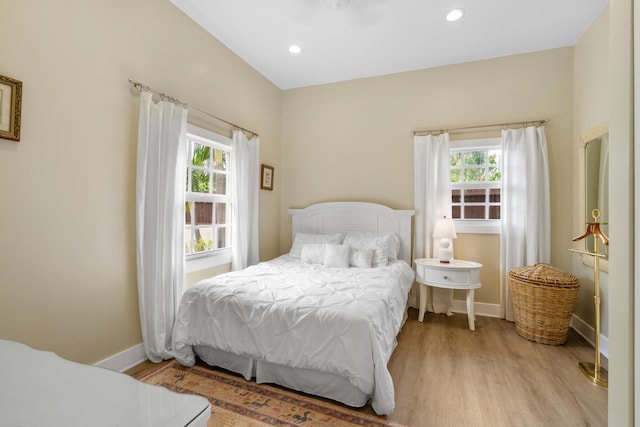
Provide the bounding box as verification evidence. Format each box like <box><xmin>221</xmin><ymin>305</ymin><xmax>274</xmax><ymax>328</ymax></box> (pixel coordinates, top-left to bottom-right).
<box><xmin>433</xmin><ymin>217</ymin><xmax>457</xmax><ymax>263</ymax></box>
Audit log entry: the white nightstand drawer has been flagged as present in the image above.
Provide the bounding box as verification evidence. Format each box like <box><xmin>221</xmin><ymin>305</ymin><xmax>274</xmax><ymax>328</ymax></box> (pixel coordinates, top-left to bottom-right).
<box><xmin>418</xmin><ymin>266</ymin><xmax>471</xmax><ymax>285</ymax></box>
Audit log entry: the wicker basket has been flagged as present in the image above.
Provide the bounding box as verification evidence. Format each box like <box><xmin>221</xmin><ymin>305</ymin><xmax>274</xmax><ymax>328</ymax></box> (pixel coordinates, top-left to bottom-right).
<box><xmin>509</xmin><ymin>263</ymin><xmax>580</xmax><ymax>345</ymax></box>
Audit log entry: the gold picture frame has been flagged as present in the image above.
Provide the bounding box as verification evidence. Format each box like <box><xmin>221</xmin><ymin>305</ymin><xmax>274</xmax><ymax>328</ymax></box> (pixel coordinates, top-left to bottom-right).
<box><xmin>261</xmin><ymin>164</ymin><xmax>274</xmax><ymax>191</ymax></box>
<box><xmin>0</xmin><ymin>74</ymin><xmax>22</xmax><ymax>141</ymax></box>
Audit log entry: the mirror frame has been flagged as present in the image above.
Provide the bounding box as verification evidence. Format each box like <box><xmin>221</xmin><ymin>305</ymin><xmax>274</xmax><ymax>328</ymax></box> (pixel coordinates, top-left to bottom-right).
<box><xmin>577</xmin><ymin>121</ymin><xmax>609</xmax><ymax>271</ymax></box>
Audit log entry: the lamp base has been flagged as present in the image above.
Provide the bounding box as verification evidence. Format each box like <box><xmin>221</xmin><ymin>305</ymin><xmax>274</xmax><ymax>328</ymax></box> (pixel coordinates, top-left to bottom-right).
<box><xmin>437</xmin><ymin>239</ymin><xmax>453</xmax><ymax>263</ymax></box>
<box><xmin>578</xmin><ymin>361</ymin><xmax>608</xmax><ymax>388</ymax></box>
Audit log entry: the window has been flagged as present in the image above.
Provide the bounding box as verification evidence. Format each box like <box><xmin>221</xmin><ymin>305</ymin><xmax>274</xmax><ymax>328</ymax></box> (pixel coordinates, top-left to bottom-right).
<box><xmin>450</xmin><ymin>137</ymin><xmax>501</xmax><ymax>233</ymax></box>
<box><xmin>184</xmin><ymin>125</ymin><xmax>233</xmax><ymax>263</ymax></box>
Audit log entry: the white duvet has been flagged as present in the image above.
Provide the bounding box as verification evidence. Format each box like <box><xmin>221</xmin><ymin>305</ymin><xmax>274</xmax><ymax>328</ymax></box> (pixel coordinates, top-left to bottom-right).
<box><xmin>172</xmin><ymin>255</ymin><xmax>415</xmax><ymax>415</ymax></box>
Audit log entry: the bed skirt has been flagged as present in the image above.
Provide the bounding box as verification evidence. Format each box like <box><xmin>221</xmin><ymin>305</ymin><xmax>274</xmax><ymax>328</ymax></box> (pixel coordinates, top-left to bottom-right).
<box><xmin>194</xmin><ymin>345</ymin><xmax>371</xmax><ymax>408</ymax></box>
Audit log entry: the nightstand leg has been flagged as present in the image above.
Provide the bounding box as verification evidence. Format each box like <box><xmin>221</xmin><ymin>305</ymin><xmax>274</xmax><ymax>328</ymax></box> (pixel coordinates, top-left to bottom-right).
<box><xmin>419</xmin><ymin>284</ymin><xmax>427</xmax><ymax>322</ymax></box>
<box><xmin>466</xmin><ymin>289</ymin><xmax>476</xmax><ymax>331</ymax></box>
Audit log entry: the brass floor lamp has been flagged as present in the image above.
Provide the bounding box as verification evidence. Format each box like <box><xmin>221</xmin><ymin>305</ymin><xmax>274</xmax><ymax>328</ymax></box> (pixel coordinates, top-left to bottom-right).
<box><xmin>569</xmin><ymin>208</ymin><xmax>608</xmax><ymax>388</ymax></box>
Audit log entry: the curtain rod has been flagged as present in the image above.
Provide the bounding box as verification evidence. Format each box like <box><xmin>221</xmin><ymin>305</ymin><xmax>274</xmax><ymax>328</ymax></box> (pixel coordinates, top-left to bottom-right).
<box><xmin>128</xmin><ymin>79</ymin><xmax>258</xmax><ymax>138</ymax></box>
<box><xmin>413</xmin><ymin>119</ymin><xmax>549</xmax><ymax>136</ymax></box>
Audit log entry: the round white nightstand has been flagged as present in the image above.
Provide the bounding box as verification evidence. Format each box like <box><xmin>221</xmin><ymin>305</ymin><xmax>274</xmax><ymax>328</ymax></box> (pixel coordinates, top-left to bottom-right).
<box><xmin>414</xmin><ymin>258</ymin><xmax>483</xmax><ymax>331</ymax></box>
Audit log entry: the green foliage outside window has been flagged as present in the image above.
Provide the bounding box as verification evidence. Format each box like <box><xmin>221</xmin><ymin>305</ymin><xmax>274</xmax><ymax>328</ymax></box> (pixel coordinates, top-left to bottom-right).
<box><xmin>190</xmin><ymin>143</ymin><xmax>211</xmax><ymax>193</ymax></box>
<box><xmin>450</xmin><ymin>150</ymin><xmax>501</xmax><ymax>183</ymax></box>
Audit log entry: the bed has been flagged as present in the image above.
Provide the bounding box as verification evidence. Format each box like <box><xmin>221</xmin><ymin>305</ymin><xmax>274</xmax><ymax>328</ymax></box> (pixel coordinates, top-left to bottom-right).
<box><xmin>172</xmin><ymin>202</ymin><xmax>415</xmax><ymax>415</ymax></box>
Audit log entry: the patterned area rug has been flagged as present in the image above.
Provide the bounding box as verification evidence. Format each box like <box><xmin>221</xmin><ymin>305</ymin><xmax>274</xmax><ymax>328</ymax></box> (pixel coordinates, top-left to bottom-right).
<box><xmin>139</xmin><ymin>360</ymin><xmax>405</xmax><ymax>426</ymax></box>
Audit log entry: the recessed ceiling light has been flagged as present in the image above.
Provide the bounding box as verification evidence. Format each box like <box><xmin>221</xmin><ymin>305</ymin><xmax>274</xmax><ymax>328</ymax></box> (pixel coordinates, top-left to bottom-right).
<box><xmin>289</xmin><ymin>45</ymin><xmax>302</xmax><ymax>54</ymax></box>
<box><xmin>326</xmin><ymin>0</ymin><xmax>350</xmax><ymax>10</ymax></box>
<box><xmin>446</xmin><ymin>8</ymin><xmax>464</xmax><ymax>22</ymax></box>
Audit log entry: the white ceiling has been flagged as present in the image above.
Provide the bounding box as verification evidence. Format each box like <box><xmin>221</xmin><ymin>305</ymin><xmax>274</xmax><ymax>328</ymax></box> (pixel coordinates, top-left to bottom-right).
<box><xmin>170</xmin><ymin>0</ymin><xmax>608</xmax><ymax>90</ymax></box>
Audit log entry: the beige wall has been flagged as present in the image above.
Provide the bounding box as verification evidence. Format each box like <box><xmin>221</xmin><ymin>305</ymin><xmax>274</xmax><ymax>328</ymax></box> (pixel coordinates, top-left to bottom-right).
<box><xmin>454</xmin><ymin>234</ymin><xmax>500</xmax><ymax>305</ymax></box>
<box><xmin>281</xmin><ymin>48</ymin><xmax>575</xmax><ymax>308</ymax></box>
<box><xmin>572</xmin><ymin>7</ymin><xmax>610</xmax><ymax>335</ymax></box>
<box><xmin>0</xmin><ymin>0</ymin><xmax>282</xmax><ymax>364</ymax></box>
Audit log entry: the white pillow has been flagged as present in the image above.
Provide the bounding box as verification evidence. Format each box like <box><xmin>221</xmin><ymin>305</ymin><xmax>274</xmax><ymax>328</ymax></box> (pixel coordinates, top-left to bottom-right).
<box><xmin>289</xmin><ymin>233</ymin><xmax>345</xmax><ymax>258</ymax></box>
<box><xmin>350</xmin><ymin>249</ymin><xmax>374</xmax><ymax>268</ymax></box>
<box><xmin>387</xmin><ymin>233</ymin><xmax>401</xmax><ymax>261</ymax></box>
<box><xmin>324</xmin><ymin>244</ymin><xmax>350</xmax><ymax>268</ymax></box>
<box><xmin>343</xmin><ymin>232</ymin><xmax>398</xmax><ymax>267</ymax></box>
<box><xmin>301</xmin><ymin>244</ymin><xmax>326</xmax><ymax>265</ymax></box>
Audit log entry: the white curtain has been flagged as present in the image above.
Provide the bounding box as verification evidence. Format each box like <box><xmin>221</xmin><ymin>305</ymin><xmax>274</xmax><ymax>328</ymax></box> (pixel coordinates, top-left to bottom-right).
<box><xmin>230</xmin><ymin>130</ymin><xmax>260</xmax><ymax>271</ymax></box>
<box><xmin>135</xmin><ymin>92</ymin><xmax>188</xmax><ymax>362</ymax></box>
<box><xmin>500</xmin><ymin>125</ymin><xmax>551</xmax><ymax>321</ymax></box>
<box><xmin>413</xmin><ymin>133</ymin><xmax>454</xmax><ymax>314</ymax></box>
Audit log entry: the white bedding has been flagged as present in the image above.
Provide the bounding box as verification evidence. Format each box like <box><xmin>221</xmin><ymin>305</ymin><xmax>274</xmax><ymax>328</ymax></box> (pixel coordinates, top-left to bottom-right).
<box><xmin>172</xmin><ymin>255</ymin><xmax>415</xmax><ymax>415</ymax></box>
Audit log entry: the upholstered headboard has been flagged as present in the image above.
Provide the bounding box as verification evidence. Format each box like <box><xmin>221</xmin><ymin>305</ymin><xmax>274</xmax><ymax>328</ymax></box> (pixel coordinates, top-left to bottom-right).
<box><xmin>288</xmin><ymin>202</ymin><xmax>415</xmax><ymax>264</ymax></box>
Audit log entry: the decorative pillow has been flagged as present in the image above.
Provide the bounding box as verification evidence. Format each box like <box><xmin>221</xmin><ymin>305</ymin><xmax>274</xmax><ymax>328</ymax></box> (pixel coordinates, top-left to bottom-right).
<box><xmin>301</xmin><ymin>244</ymin><xmax>327</xmax><ymax>265</ymax></box>
<box><xmin>350</xmin><ymin>249</ymin><xmax>374</xmax><ymax>268</ymax></box>
<box><xmin>324</xmin><ymin>244</ymin><xmax>350</xmax><ymax>268</ymax></box>
<box><xmin>289</xmin><ymin>233</ymin><xmax>345</xmax><ymax>258</ymax></box>
<box><xmin>343</xmin><ymin>232</ymin><xmax>399</xmax><ymax>267</ymax></box>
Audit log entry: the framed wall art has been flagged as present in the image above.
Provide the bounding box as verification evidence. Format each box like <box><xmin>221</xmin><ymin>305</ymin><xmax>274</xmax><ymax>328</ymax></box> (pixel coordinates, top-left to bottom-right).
<box><xmin>0</xmin><ymin>74</ymin><xmax>22</xmax><ymax>141</ymax></box>
<box><xmin>261</xmin><ymin>164</ymin><xmax>274</xmax><ymax>191</ymax></box>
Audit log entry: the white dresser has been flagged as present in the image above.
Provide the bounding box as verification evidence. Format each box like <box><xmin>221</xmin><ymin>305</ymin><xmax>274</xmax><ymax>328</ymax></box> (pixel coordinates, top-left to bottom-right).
<box><xmin>414</xmin><ymin>258</ymin><xmax>482</xmax><ymax>330</ymax></box>
<box><xmin>0</xmin><ymin>339</ymin><xmax>210</xmax><ymax>427</ymax></box>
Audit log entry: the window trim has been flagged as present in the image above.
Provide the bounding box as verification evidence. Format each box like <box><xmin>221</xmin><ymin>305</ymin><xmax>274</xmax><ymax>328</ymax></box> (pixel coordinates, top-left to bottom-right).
<box><xmin>450</xmin><ymin>137</ymin><xmax>501</xmax><ymax>235</ymax></box>
<box><xmin>184</xmin><ymin>125</ymin><xmax>233</xmax><ymax>270</ymax></box>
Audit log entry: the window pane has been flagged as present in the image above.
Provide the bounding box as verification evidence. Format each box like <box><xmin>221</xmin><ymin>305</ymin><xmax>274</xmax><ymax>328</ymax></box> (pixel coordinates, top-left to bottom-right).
<box><xmin>464</xmin><ymin>206</ymin><xmax>485</xmax><ymax>219</ymax></box>
<box><xmin>195</xmin><ymin>227</ymin><xmax>214</xmax><ymax>253</ymax></box>
<box><xmin>489</xmin><ymin>206</ymin><xmax>501</xmax><ymax>219</ymax></box>
<box><xmin>194</xmin><ymin>202</ymin><xmax>213</xmax><ymax>225</ymax></box>
<box><xmin>192</xmin><ymin>143</ymin><xmax>211</xmax><ymax>168</ymax></box>
<box><xmin>185</xmin><ymin>229</ymin><xmax>194</xmax><ymax>255</ymax></box>
<box><xmin>464</xmin><ymin>167</ymin><xmax>485</xmax><ymax>182</ymax></box>
<box><xmin>213</xmin><ymin>149</ymin><xmax>227</xmax><ymax>171</ymax></box>
<box><xmin>450</xmin><ymin>153</ymin><xmax>461</xmax><ymax>167</ymax></box>
<box><xmin>185</xmin><ymin>202</ymin><xmax>193</xmax><ymax>224</ymax></box>
<box><xmin>464</xmin><ymin>151</ymin><xmax>485</xmax><ymax>166</ymax></box>
<box><xmin>489</xmin><ymin>188</ymin><xmax>501</xmax><ymax>202</ymax></box>
<box><xmin>452</xmin><ymin>206</ymin><xmax>461</xmax><ymax>219</ymax></box>
<box><xmin>191</xmin><ymin>170</ymin><xmax>210</xmax><ymax>193</ymax></box>
<box><xmin>488</xmin><ymin>150</ymin><xmax>501</xmax><ymax>165</ymax></box>
<box><xmin>452</xmin><ymin>189</ymin><xmax>461</xmax><ymax>203</ymax></box>
<box><xmin>216</xmin><ymin>227</ymin><xmax>226</xmax><ymax>249</ymax></box>
<box><xmin>489</xmin><ymin>166</ymin><xmax>501</xmax><ymax>181</ymax></box>
<box><xmin>450</xmin><ymin>169</ymin><xmax>461</xmax><ymax>183</ymax></box>
<box><xmin>215</xmin><ymin>203</ymin><xmax>227</xmax><ymax>224</ymax></box>
<box><xmin>212</xmin><ymin>173</ymin><xmax>227</xmax><ymax>195</ymax></box>
<box><xmin>488</xmin><ymin>150</ymin><xmax>502</xmax><ymax>180</ymax></box>
<box><xmin>464</xmin><ymin>189</ymin><xmax>486</xmax><ymax>203</ymax></box>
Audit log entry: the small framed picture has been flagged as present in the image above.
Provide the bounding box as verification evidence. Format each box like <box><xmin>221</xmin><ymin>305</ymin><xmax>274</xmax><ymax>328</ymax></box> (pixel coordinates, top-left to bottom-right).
<box><xmin>261</xmin><ymin>164</ymin><xmax>274</xmax><ymax>191</ymax></box>
<box><xmin>0</xmin><ymin>74</ymin><xmax>22</xmax><ymax>141</ymax></box>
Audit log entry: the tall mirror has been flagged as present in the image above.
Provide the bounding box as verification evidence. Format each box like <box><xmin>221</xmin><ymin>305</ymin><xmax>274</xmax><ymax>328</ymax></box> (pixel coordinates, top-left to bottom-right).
<box><xmin>580</xmin><ymin>122</ymin><xmax>609</xmax><ymax>267</ymax></box>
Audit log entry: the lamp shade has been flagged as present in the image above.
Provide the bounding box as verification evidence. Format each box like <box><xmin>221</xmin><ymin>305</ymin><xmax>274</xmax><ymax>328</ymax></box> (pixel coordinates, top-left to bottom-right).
<box><xmin>432</xmin><ymin>217</ymin><xmax>457</xmax><ymax>239</ymax></box>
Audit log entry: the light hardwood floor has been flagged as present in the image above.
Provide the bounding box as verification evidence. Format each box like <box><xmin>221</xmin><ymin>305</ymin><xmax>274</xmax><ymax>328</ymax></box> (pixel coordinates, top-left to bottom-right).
<box><xmin>128</xmin><ymin>309</ymin><xmax>607</xmax><ymax>427</ymax></box>
<box><xmin>387</xmin><ymin>309</ymin><xmax>607</xmax><ymax>427</ymax></box>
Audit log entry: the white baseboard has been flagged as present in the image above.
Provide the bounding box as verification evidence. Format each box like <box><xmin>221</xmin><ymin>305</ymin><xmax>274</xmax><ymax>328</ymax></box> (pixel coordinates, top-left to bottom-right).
<box><xmin>451</xmin><ymin>299</ymin><xmax>502</xmax><ymax>318</ymax></box>
<box><xmin>570</xmin><ymin>314</ymin><xmax>609</xmax><ymax>359</ymax></box>
<box><xmin>94</xmin><ymin>343</ymin><xmax>147</xmax><ymax>372</ymax></box>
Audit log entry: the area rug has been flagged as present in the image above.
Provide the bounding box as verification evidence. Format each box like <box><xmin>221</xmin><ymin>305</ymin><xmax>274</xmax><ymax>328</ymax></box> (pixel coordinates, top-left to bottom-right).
<box><xmin>139</xmin><ymin>360</ymin><xmax>405</xmax><ymax>427</ymax></box>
